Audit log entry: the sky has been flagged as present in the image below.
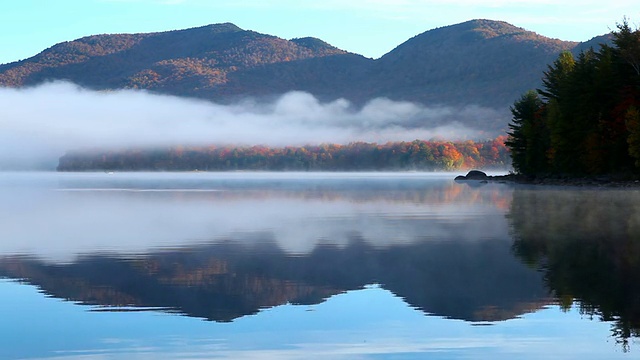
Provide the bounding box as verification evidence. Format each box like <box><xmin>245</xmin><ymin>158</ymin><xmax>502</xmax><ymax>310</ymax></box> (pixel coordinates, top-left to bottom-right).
<box><xmin>1</xmin><ymin>0</ymin><xmax>639</xmax><ymax>65</ymax></box>
<box><xmin>0</xmin><ymin>278</ymin><xmax>625</xmax><ymax>359</ymax></box>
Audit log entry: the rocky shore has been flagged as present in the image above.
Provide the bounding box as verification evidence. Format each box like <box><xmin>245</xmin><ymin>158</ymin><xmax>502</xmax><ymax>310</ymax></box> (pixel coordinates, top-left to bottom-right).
<box><xmin>455</xmin><ymin>170</ymin><xmax>640</xmax><ymax>188</ymax></box>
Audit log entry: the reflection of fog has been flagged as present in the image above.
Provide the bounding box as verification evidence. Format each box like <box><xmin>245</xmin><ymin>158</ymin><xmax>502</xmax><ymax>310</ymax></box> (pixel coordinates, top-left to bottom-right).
<box><xmin>0</xmin><ymin>172</ymin><xmax>512</xmax><ymax>262</ymax></box>
<box><xmin>0</xmin><ymin>172</ymin><xmax>551</xmax><ymax>325</ymax></box>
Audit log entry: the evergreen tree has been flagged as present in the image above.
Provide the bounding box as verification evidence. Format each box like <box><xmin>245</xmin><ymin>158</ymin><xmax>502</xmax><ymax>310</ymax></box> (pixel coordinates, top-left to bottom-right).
<box><xmin>506</xmin><ymin>91</ymin><xmax>545</xmax><ymax>174</ymax></box>
<box><xmin>614</xmin><ymin>18</ymin><xmax>640</xmax><ymax>77</ymax></box>
<box><xmin>509</xmin><ymin>19</ymin><xmax>640</xmax><ymax>176</ymax></box>
<box><xmin>538</xmin><ymin>51</ymin><xmax>576</xmax><ymax>173</ymax></box>
<box><xmin>538</xmin><ymin>51</ymin><xmax>575</xmax><ymax>102</ymax></box>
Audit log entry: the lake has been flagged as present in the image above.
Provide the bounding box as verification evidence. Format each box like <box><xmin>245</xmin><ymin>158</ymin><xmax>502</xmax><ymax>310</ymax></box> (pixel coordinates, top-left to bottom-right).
<box><xmin>0</xmin><ymin>172</ymin><xmax>638</xmax><ymax>359</ymax></box>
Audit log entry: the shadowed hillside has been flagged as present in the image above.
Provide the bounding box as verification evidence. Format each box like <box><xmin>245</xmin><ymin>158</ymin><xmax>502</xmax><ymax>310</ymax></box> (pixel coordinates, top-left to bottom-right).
<box><xmin>369</xmin><ymin>20</ymin><xmax>578</xmax><ymax>108</ymax></box>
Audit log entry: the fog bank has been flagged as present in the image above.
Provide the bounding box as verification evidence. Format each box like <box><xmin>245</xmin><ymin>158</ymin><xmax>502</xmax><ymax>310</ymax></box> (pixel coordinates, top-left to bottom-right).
<box><xmin>0</xmin><ymin>82</ymin><xmax>504</xmax><ymax>169</ymax></box>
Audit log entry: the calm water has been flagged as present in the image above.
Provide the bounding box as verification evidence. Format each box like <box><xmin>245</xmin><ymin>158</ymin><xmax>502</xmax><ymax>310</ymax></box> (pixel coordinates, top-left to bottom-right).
<box><xmin>0</xmin><ymin>172</ymin><xmax>638</xmax><ymax>359</ymax></box>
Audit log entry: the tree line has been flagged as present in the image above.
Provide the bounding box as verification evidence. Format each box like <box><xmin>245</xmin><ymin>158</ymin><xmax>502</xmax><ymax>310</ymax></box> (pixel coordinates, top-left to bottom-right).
<box><xmin>57</xmin><ymin>138</ymin><xmax>509</xmax><ymax>172</ymax></box>
<box><xmin>506</xmin><ymin>20</ymin><xmax>640</xmax><ymax>176</ymax></box>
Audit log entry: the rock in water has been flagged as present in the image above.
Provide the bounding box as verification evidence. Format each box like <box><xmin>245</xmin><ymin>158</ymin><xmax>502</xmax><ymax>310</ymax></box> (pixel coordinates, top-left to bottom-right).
<box><xmin>455</xmin><ymin>170</ymin><xmax>489</xmax><ymax>181</ymax></box>
<box><xmin>465</xmin><ymin>170</ymin><xmax>488</xmax><ymax>180</ymax></box>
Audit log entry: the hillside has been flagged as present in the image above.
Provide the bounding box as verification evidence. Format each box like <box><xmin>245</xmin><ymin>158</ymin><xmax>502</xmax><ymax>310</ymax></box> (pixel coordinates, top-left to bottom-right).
<box><xmin>370</xmin><ymin>20</ymin><xmax>578</xmax><ymax>108</ymax></box>
<box><xmin>0</xmin><ymin>23</ymin><xmax>364</xmax><ymax>100</ymax></box>
<box><xmin>0</xmin><ymin>20</ymin><xmax>612</xmax><ymax>132</ymax></box>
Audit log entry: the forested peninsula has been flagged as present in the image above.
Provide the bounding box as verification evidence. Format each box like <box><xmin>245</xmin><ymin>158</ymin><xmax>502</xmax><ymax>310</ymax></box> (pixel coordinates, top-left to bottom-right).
<box><xmin>506</xmin><ymin>21</ymin><xmax>640</xmax><ymax>178</ymax></box>
<box><xmin>57</xmin><ymin>138</ymin><xmax>509</xmax><ymax>172</ymax></box>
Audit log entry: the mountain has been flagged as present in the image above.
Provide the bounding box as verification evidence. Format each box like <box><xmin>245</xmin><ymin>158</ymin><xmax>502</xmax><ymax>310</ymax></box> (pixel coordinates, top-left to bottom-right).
<box><xmin>0</xmin><ymin>20</ymin><xmax>611</xmax><ymax>132</ymax></box>
<box><xmin>0</xmin><ymin>23</ymin><xmax>366</xmax><ymax>100</ymax></box>
<box><xmin>369</xmin><ymin>20</ymin><xmax>577</xmax><ymax>107</ymax></box>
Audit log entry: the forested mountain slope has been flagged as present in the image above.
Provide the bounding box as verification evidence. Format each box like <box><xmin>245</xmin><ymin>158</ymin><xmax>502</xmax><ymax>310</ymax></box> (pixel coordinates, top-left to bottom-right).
<box><xmin>0</xmin><ymin>20</ymin><xmax>612</xmax><ymax>131</ymax></box>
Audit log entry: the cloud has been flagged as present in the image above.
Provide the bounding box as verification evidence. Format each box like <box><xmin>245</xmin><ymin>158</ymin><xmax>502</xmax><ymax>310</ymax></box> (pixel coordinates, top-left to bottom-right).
<box><xmin>0</xmin><ymin>82</ymin><xmax>502</xmax><ymax>168</ymax></box>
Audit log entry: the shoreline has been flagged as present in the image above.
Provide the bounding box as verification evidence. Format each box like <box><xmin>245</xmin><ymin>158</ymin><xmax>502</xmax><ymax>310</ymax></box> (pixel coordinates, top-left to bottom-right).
<box><xmin>456</xmin><ymin>171</ymin><xmax>640</xmax><ymax>188</ymax></box>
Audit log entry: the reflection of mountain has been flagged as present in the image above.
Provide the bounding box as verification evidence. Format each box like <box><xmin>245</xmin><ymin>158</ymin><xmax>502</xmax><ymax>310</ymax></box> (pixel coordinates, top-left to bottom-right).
<box><xmin>508</xmin><ymin>189</ymin><xmax>640</xmax><ymax>349</ymax></box>
<box><xmin>0</xmin><ymin>233</ymin><xmax>547</xmax><ymax>323</ymax></box>
<box><xmin>0</xmin><ymin>247</ymin><xmax>338</xmax><ymax>322</ymax></box>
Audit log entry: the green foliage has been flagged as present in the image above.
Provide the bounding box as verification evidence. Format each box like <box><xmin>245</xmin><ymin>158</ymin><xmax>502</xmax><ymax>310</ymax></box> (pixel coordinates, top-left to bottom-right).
<box><xmin>56</xmin><ymin>138</ymin><xmax>510</xmax><ymax>172</ymax></box>
<box><xmin>614</xmin><ymin>19</ymin><xmax>640</xmax><ymax>76</ymax></box>
<box><xmin>508</xmin><ymin>20</ymin><xmax>640</xmax><ymax>176</ymax></box>
<box><xmin>626</xmin><ymin>106</ymin><xmax>640</xmax><ymax>166</ymax></box>
<box><xmin>505</xmin><ymin>91</ymin><xmax>545</xmax><ymax>174</ymax></box>
<box><xmin>538</xmin><ymin>51</ymin><xmax>575</xmax><ymax>101</ymax></box>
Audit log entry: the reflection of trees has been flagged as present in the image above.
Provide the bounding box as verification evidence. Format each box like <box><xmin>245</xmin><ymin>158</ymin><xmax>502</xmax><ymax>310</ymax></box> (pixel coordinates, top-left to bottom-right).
<box><xmin>60</xmin><ymin>177</ymin><xmax>513</xmax><ymax>208</ymax></box>
<box><xmin>508</xmin><ymin>189</ymin><xmax>640</xmax><ymax>350</ymax></box>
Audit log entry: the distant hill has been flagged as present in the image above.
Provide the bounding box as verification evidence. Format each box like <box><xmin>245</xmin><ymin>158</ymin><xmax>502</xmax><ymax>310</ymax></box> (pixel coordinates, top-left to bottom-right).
<box><xmin>0</xmin><ymin>23</ymin><xmax>360</xmax><ymax>99</ymax></box>
<box><xmin>0</xmin><ymin>19</ymin><xmax>612</xmax><ymax>133</ymax></box>
<box><xmin>572</xmin><ymin>33</ymin><xmax>614</xmax><ymax>55</ymax></box>
<box><xmin>370</xmin><ymin>20</ymin><xmax>577</xmax><ymax>107</ymax></box>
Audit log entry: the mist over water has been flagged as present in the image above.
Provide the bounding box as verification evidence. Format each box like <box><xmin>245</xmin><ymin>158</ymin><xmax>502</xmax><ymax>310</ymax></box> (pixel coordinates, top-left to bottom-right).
<box><xmin>0</xmin><ymin>172</ymin><xmax>510</xmax><ymax>263</ymax></box>
<box><xmin>0</xmin><ymin>82</ymin><xmax>503</xmax><ymax>169</ymax></box>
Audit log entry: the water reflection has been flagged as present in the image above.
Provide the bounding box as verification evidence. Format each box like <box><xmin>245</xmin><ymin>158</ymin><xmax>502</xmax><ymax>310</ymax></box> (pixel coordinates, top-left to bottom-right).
<box><xmin>0</xmin><ymin>172</ymin><xmax>546</xmax><ymax>325</ymax></box>
<box><xmin>0</xmin><ymin>172</ymin><xmax>511</xmax><ymax>260</ymax></box>
<box><xmin>3</xmin><ymin>172</ymin><xmax>639</xmax><ymax>355</ymax></box>
<box><xmin>0</xmin><ymin>236</ymin><xmax>548</xmax><ymax>323</ymax></box>
<box><xmin>508</xmin><ymin>187</ymin><xmax>640</xmax><ymax>349</ymax></box>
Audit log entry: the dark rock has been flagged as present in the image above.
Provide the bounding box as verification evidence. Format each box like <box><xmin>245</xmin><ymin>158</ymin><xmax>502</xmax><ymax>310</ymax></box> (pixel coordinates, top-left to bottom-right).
<box><xmin>454</xmin><ymin>170</ymin><xmax>491</xmax><ymax>185</ymax></box>
<box><xmin>465</xmin><ymin>170</ymin><xmax>488</xmax><ymax>180</ymax></box>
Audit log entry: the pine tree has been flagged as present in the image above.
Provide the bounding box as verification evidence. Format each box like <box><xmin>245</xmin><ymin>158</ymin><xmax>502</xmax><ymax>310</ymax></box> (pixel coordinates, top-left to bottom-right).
<box><xmin>506</xmin><ymin>91</ymin><xmax>545</xmax><ymax>175</ymax></box>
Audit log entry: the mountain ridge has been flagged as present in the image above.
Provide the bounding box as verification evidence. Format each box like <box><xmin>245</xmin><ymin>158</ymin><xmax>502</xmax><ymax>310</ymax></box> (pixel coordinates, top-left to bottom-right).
<box><xmin>368</xmin><ymin>19</ymin><xmax>582</xmax><ymax>108</ymax></box>
<box><xmin>0</xmin><ymin>19</ymin><xmax>613</xmax><ymax>133</ymax></box>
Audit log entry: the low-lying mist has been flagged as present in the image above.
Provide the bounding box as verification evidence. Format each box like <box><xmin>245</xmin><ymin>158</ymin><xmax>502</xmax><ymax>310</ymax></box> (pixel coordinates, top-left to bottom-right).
<box><xmin>0</xmin><ymin>82</ymin><xmax>505</xmax><ymax>169</ymax></box>
<box><xmin>0</xmin><ymin>172</ymin><xmax>512</xmax><ymax>263</ymax></box>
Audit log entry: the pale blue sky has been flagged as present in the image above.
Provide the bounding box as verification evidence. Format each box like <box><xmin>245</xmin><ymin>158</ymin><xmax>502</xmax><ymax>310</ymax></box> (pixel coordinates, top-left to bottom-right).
<box><xmin>0</xmin><ymin>0</ymin><xmax>639</xmax><ymax>64</ymax></box>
